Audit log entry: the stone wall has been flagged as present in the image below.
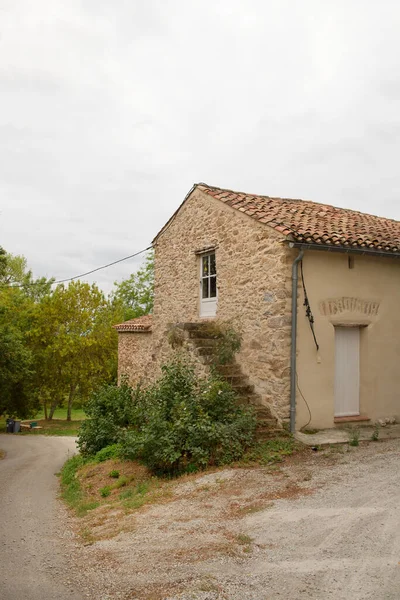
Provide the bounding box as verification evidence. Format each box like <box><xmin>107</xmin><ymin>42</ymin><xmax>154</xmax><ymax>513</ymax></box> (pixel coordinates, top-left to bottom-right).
<box><xmin>143</xmin><ymin>187</ymin><xmax>293</xmax><ymax>423</ymax></box>
<box><xmin>117</xmin><ymin>331</ymin><xmax>154</xmax><ymax>386</ymax></box>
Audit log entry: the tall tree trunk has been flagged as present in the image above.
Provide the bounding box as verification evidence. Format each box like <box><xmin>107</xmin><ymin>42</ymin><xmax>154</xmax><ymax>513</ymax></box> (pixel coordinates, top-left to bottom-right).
<box><xmin>48</xmin><ymin>399</ymin><xmax>59</xmax><ymax>420</ymax></box>
<box><xmin>66</xmin><ymin>384</ymin><xmax>77</xmax><ymax>421</ymax></box>
<box><xmin>43</xmin><ymin>399</ymin><xmax>48</xmax><ymax>421</ymax></box>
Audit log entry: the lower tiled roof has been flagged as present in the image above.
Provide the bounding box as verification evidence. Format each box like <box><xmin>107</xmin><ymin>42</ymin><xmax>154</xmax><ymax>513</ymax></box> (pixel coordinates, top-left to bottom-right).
<box><xmin>198</xmin><ymin>184</ymin><xmax>400</xmax><ymax>254</ymax></box>
<box><xmin>113</xmin><ymin>314</ymin><xmax>152</xmax><ymax>332</ymax></box>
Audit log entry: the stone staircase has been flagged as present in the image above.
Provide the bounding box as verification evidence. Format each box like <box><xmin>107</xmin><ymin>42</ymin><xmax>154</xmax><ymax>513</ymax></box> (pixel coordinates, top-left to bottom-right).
<box><xmin>179</xmin><ymin>323</ymin><xmax>280</xmax><ymax>439</ymax></box>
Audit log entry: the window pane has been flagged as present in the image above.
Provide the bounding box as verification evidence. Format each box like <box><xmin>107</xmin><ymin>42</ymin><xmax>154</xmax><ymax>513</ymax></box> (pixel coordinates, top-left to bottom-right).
<box><xmin>210</xmin><ymin>276</ymin><xmax>217</xmax><ymax>298</ymax></box>
<box><xmin>202</xmin><ymin>277</ymin><xmax>209</xmax><ymax>299</ymax></box>
<box><xmin>202</xmin><ymin>256</ymin><xmax>209</xmax><ymax>276</ymax></box>
<box><xmin>209</xmin><ymin>253</ymin><xmax>216</xmax><ymax>275</ymax></box>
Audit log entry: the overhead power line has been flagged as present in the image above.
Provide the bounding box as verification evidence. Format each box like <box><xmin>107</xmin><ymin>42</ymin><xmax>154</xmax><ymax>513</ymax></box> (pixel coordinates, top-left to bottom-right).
<box><xmin>4</xmin><ymin>245</ymin><xmax>153</xmax><ymax>288</ymax></box>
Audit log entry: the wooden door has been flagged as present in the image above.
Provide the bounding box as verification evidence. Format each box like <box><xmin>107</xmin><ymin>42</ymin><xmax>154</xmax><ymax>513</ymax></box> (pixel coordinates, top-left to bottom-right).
<box><xmin>334</xmin><ymin>327</ymin><xmax>360</xmax><ymax>417</ymax></box>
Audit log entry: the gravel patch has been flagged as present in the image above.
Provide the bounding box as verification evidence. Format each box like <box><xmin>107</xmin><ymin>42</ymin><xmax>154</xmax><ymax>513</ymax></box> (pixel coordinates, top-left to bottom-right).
<box><xmin>65</xmin><ymin>439</ymin><xmax>400</xmax><ymax>599</ymax></box>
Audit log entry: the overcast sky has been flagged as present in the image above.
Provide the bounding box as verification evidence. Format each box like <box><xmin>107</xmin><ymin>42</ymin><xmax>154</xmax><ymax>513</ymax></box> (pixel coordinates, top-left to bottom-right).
<box><xmin>1</xmin><ymin>0</ymin><xmax>400</xmax><ymax>293</ymax></box>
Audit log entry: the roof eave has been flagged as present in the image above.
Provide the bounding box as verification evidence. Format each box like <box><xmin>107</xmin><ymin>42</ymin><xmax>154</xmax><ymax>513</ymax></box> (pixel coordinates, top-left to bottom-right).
<box><xmin>288</xmin><ymin>241</ymin><xmax>400</xmax><ymax>260</ymax></box>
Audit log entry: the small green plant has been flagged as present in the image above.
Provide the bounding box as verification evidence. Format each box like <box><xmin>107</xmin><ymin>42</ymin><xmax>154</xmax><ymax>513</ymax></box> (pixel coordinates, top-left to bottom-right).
<box><xmin>348</xmin><ymin>428</ymin><xmax>360</xmax><ymax>447</ymax></box>
<box><xmin>100</xmin><ymin>485</ymin><xmax>111</xmax><ymax>497</ymax></box>
<box><xmin>371</xmin><ymin>423</ymin><xmax>380</xmax><ymax>441</ymax></box>
<box><xmin>114</xmin><ymin>475</ymin><xmax>129</xmax><ymax>489</ymax></box>
<box><xmin>119</xmin><ymin>488</ymin><xmax>133</xmax><ymax>500</ymax></box>
<box><xmin>109</xmin><ymin>469</ymin><xmax>120</xmax><ymax>479</ymax></box>
<box><xmin>236</xmin><ymin>533</ymin><xmax>253</xmax><ymax>545</ymax></box>
<box><xmin>135</xmin><ymin>481</ymin><xmax>149</xmax><ymax>495</ymax></box>
<box><xmin>93</xmin><ymin>444</ymin><xmax>122</xmax><ymax>463</ymax></box>
<box><xmin>167</xmin><ymin>325</ymin><xmax>185</xmax><ymax>348</ymax></box>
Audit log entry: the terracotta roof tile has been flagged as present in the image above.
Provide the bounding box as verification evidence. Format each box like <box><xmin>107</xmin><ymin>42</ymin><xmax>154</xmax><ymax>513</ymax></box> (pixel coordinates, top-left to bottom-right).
<box><xmin>198</xmin><ymin>184</ymin><xmax>400</xmax><ymax>254</ymax></box>
<box><xmin>113</xmin><ymin>314</ymin><xmax>152</xmax><ymax>333</ymax></box>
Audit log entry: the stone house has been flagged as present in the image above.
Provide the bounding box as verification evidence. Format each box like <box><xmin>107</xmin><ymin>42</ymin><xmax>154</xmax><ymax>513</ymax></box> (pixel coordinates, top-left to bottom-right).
<box><xmin>115</xmin><ymin>183</ymin><xmax>400</xmax><ymax>432</ymax></box>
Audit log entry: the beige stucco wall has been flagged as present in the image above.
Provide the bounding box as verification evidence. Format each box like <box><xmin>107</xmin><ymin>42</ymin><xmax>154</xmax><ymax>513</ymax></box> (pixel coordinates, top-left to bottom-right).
<box><xmin>124</xmin><ymin>188</ymin><xmax>293</xmax><ymax>422</ymax></box>
<box><xmin>296</xmin><ymin>250</ymin><xmax>400</xmax><ymax>429</ymax></box>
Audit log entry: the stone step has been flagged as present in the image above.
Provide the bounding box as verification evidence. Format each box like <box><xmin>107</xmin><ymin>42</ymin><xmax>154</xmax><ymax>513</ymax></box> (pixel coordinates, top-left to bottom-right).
<box><xmin>255</xmin><ymin>408</ymin><xmax>275</xmax><ymax>420</ymax></box>
<box><xmin>215</xmin><ymin>364</ymin><xmax>241</xmax><ymax>377</ymax></box>
<box><xmin>196</xmin><ymin>346</ymin><xmax>217</xmax><ymax>357</ymax></box>
<box><xmin>221</xmin><ymin>374</ymin><xmax>249</xmax><ymax>386</ymax></box>
<box><xmin>255</xmin><ymin>429</ymin><xmax>283</xmax><ymax>441</ymax></box>
<box><xmin>188</xmin><ymin>329</ymin><xmax>221</xmax><ymax>340</ymax></box>
<box><xmin>231</xmin><ymin>383</ymin><xmax>255</xmax><ymax>396</ymax></box>
<box><xmin>190</xmin><ymin>338</ymin><xmax>218</xmax><ymax>348</ymax></box>
<box><xmin>256</xmin><ymin>419</ymin><xmax>279</xmax><ymax>428</ymax></box>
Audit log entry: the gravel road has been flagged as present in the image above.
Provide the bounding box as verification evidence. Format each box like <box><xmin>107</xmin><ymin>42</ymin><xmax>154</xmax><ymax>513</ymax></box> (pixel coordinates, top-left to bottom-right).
<box><xmin>2</xmin><ymin>435</ymin><xmax>400</xmax><ymax>600</ymax></box>
<box><xmin>0</xmin><ymin>435</ymin><xmax>83</xmax><ymax>600</ymax></box>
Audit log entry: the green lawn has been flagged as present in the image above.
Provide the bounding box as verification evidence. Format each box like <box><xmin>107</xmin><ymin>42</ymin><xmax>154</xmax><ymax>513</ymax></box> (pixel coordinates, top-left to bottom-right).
<box><xmin>0</xmin><ymin>407</ymin><xmax>85</xmax><ymax>436</ymax></box>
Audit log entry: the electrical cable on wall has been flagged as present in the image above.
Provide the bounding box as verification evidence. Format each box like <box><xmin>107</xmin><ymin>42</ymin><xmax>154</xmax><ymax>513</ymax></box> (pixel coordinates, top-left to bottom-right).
<box><xmin>300</xmin><ymin>261</ymin><xmax>320</xmax><ymax>351</ymax></box>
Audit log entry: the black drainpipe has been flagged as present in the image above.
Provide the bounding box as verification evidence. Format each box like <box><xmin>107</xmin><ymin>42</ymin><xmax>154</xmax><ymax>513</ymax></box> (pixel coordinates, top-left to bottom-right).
<box><xmin>290</xmin><ymin>249</ymin><xmax>304</xmax><ymax>433</ymax></box>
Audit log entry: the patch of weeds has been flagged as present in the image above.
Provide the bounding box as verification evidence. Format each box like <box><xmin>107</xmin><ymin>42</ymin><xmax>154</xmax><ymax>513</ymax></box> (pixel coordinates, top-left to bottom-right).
<box><xmin>76</xmin><ymin>501</ymin><xmax>100</xmax><ymax>517</ymax></box>
<box><xmin>123</xmin><ymin>495</ymin><xmax>147</xmax><ymax>511</ymax></box>
<box><xmin>80</xmin><ymin>527</ymin><xmax>95</xmax><ymax>545</ymax></box>
<box><xmin>136</xmin><ymin>481</ymin><xmax>149</xmax><ymax>495</ymax></box>
<box><xmin>100</xmin><ymin>485</ymin><xmax>111</xmax><ymax>498</ymax></box>
<box><xmin>236</xmin><ymin>533</ymin><xmax>253</xmax><ymax>553</ymax></box>
<box><xmin>301</xmin><ymin>428</ymin><xmax>320</xmax><ymax>435</ymax></box>
<box><xmin>371</xmin><ymin>423</ymin><xmax>380</xmax><ymax>441</ymax></box>
<box><xmin>236</xmin><ymin>533</ymin><xmax>253</xmax><ymax>545</ymax></box>
<box><xmin>113</xmin><ymin>475</ymin><xmax>129</xmax><ymax>489</ymax></box>
<box><xmin>241</xmin><ymin>437</ymin><xmax>298</xmax><ymax>466</ymax></box>
<box><xmin>348</xmin><ymin>428</ymin><xmax>360</xmax><ymax>447</ymax></box>
<box><xmin>237</xmin><ymin>501</ymin><xmax>274</xmax><ymax>515</ymax></box>
<box><xmin>60</xmin><ymin>454</ymin><xmax>86</xmax><ymax>508</ymax></box>
<box><xmin>197</xmin><ymin>578</ymin><xmax>220</xmax><ymax>593</ymax></box>
<box><xmin>119</xmin><ymin>488</ymin><xmax>133</xmax><ymax>500</ymax></box>
<box><xmin>109</xmin><ymin>469</ymin><xmax>120</xmax><ymax>479</ymax></box>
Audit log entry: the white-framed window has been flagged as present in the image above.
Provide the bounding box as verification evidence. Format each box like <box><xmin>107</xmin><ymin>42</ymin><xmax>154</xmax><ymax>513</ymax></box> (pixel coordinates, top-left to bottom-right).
<box><xmin>200</xmin><ymin>252</ymin><xmax>217</xmax><ymax>317</ymax></box>
<box><xmin>201</xmin><ymin>252</ymin><xmax>217</xmax><ymax>299</ymax></box>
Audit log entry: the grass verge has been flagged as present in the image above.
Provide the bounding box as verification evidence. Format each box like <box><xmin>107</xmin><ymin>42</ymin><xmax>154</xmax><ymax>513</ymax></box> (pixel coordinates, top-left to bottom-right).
<box><xmin>0</xmin><ymin>408</ymin><xmax>84</xmax><ymax>436</ymax></box>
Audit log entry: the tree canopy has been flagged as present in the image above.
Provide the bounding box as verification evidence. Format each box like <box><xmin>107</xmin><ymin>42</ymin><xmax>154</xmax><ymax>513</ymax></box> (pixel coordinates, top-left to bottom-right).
<box><xmin>0</xmin><ymin>248</ymin><xmax>153</xmax><ymax>420</ymax></box>
<box><xmin>112</xmin><ymin>251</ymin><xmax>154</xmax><ymax>321</ymax></box>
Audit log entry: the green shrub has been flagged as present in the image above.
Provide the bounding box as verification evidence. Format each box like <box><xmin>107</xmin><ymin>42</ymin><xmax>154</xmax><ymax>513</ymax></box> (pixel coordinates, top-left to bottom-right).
<box><xmin>100</xmin><ymin>485</ymin><xmax>111</xmax><ymax>497</ymax></box>
<box><xmin>120</xmin><ymin>358</ymin><xmax>256</xmax><ymax>475</ymax></box>
<box><xmin>93</xmin><ymin>444</ymin><xmax>122</xmax><ymax>463</ymax></box>
<box><xmin>109</xmin><ymin>469</ymin><xmax>120</xmax><ymax>478</ymax></box>
<box><xmin>77</xmin><ymin>382</ymin><xmax>134</xmax><ymax>456</ymax></box>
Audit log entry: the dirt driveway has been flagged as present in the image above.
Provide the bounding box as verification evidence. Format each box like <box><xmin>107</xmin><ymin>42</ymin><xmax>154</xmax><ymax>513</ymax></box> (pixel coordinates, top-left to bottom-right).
<box><xmin>66</xmin><ymin>438</ymin><xmax>400</xmax><ymax>600</ymax></box>
<box><xmin>0</xmin><ymin>435</ymin><xmax>83</xmax><ymax>600</ymax></box>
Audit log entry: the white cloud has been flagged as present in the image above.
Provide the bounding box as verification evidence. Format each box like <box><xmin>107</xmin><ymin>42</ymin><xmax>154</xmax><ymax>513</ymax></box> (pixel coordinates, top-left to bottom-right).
<box><xmin>1</xmin><ymin>0</ymin><xmax>400</xmax><ymax>292</ymax></box>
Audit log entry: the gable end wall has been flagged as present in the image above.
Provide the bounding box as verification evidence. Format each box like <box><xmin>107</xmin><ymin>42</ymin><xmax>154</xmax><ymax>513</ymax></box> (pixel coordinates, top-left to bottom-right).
<box><xmin>119</xmin><ymin>188</ymin><xmax>293</xmax><ymax>422</ymax></box>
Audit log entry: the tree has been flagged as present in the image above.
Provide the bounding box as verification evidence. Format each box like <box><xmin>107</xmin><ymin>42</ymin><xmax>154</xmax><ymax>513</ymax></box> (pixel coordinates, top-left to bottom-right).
<box><xmin>0</xmin><ymin>313</ymin><xmax>37</xmax><ymax>418</ymax></box>
<box><xmin>0</xmin><ymin>251</ymin><xmax>44</xmax><ymax>417</ymax></box>
<box><xmin>112</xmin><ymin>251</ymin><xmax>154</xmax><ymax>321</ymax></box>
<box><xmin>31</xmin><ymin>281</ymin><xmax>123</xmax><ymax>420</ymax></box>
<box><xmin>0</xmin><ymin>251</ymin><xmax>54</xmax><ymax>300</ymax></box>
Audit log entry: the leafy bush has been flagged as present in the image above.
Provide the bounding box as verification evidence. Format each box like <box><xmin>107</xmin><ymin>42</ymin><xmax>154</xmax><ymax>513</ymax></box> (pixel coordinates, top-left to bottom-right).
<box><xmin>77</xmin><ymin>381</ymin><xmax>134</xmax><ymax>456</ymax></box>
<box><xmin>109</xmin><ymin>469</ymin><xmax>120</xmax><ymax>478</ymax></box>
<box><xmin>121</xmin><ymin>358</ymin><xmax>256</xmax><ymax>475</ymax></box>
<box><xmin>93</xmin><ymin>444</ymin><xmax>122</xmax><ymax>463</ymax></box>
<box><xmin>100</xmin><ymin>485</ymin><xmax>111</xmax><ymax>497</ymax></box>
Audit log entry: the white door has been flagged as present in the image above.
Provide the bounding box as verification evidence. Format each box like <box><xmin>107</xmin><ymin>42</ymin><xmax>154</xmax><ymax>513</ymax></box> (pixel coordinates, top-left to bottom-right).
<box><xmin>200</xmin><ymin>252</ymin><xmax>217</xmax><ymax>317</ymax></box>
<box><xmin>334</xmin><ymin>327</ymin><xmax>360</xmax><ymax>417</ymax></box>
